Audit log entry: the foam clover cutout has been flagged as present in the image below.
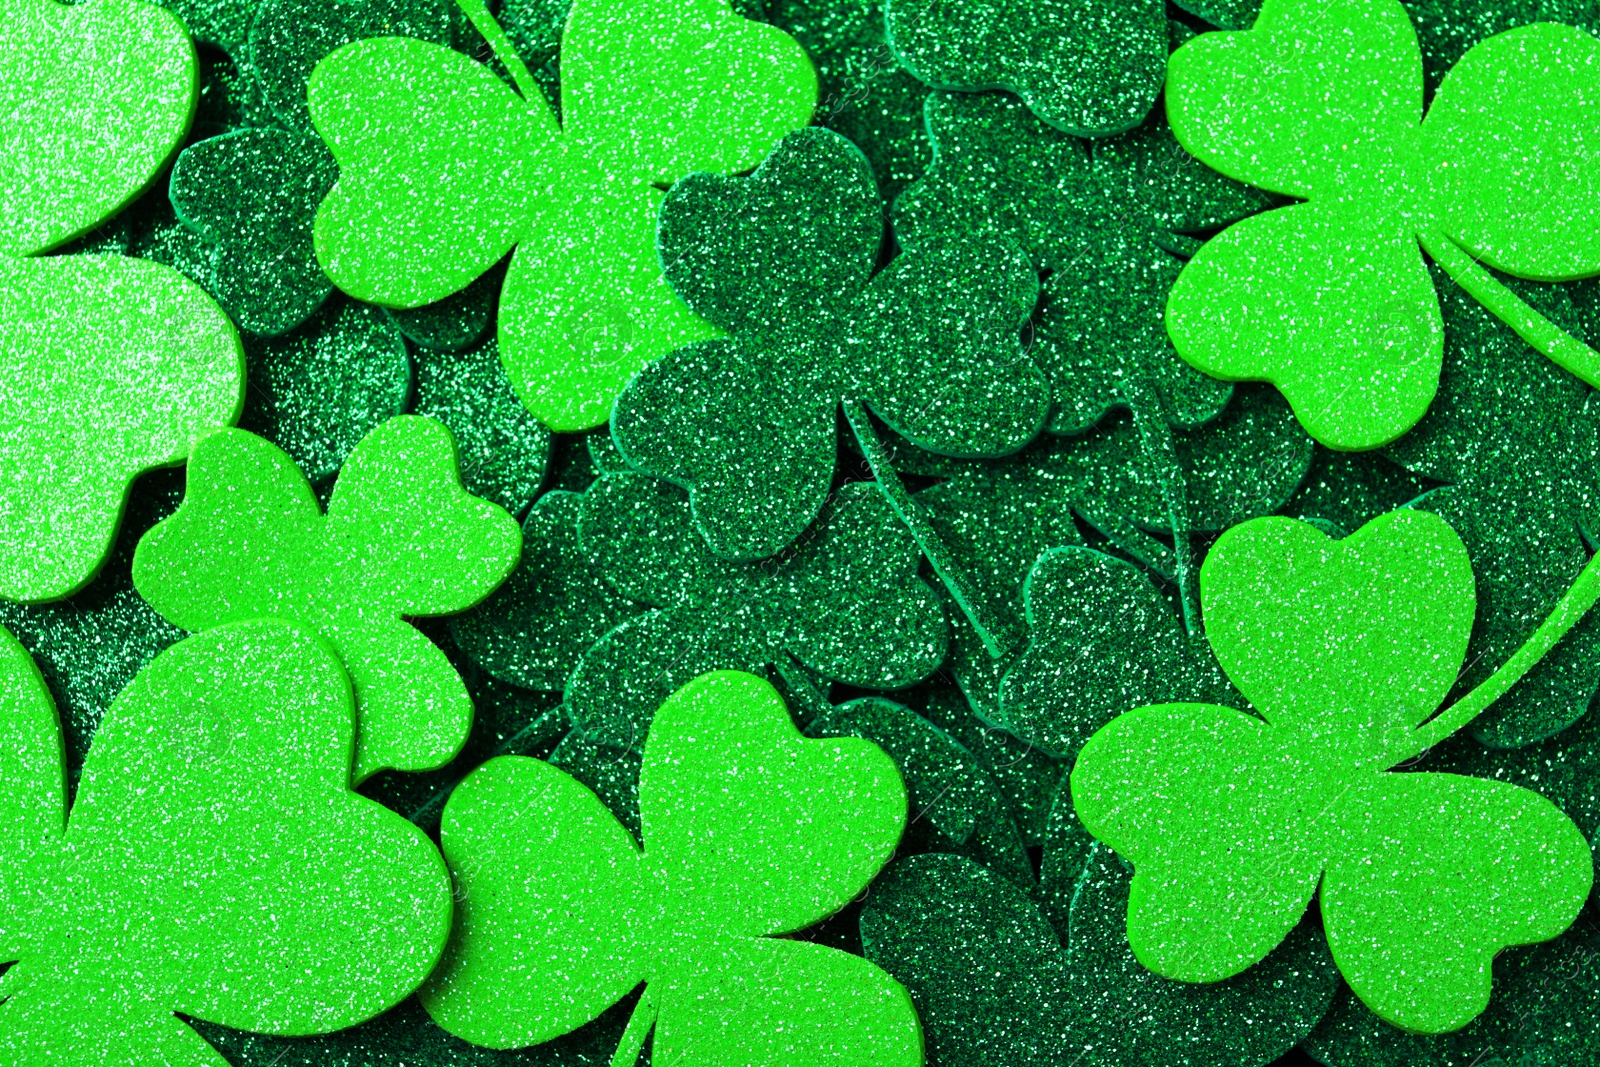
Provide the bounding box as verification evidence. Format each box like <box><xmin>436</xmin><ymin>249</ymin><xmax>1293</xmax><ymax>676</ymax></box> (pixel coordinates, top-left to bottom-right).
<box><xmin>1165</xmin><ymin>0</ymin><xmax>1600</xmax><ymax>450</ymax></box>
<box><xmin>566</xmin><ymin>472</ymin><xmax>948</xmax><ymax>751</ymax></box>
<box><xmin>419</xmin><ymin>670</ymin><xmax>923</xmax><ymax>1066</ymax></box>
<box><xmin>311</xmin><ymin>0</ymin><xmax>818</xmax><ymax>431</ymax></box>
<box><xmin>131</xmin><ymin>416</ymin><xmax>522</xmax><ymax>782</ymax></box>
<box><xmin>0</xmin><ymin>619</ymin><xmax>452</xmax><ymax>1063</ymax></box>
<box><xmin>1072</xmin><ymin>509</ymin><xmax>1596</xmax><ymax>1033</ymax></box>
<box><xmin>884</xmin><ymin>0</ymin><xmax>1166</xmax><ymax>137</ymax></box>
<box><xmin>1382</xmin><ymin>269</ymin><xmax>1600</xmax><ymax>747</ymax></box>
<box><xmin>613</xmin><ymin>125</ymin><xmax>1048</xmax><ymax>561</ymax></box>
<box><xmin>895</xmin><ymin>93</ymin><xmax>1264</xmax><ymax>441</ymax></box>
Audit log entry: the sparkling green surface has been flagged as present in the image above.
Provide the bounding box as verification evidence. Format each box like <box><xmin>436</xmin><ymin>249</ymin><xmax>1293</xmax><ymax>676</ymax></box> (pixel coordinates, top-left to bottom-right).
<box><xmin>132</xmin><ymin>418</ymin><xmax>522</xmax><ymax>782</ymax></box>
<box><xmin>0</xmin><ymin>620</ymin><xmax>452</xmax><ymax>1063</ymax></box>
<box><xmin>421</xmin><ymin>670</ymin><xmax>922</xmax><ymax>1065</ymax></box>
<box><xmin>613</xmin><ymin>126</ymin><xmax>1047</xmax><ymax>561</ymax></box>
<box><xmin>310</xmin><ymin>0</ymin><xmax>817</xmax><ymax>430</ymax></box>
<box><xmin>1166</xmin><ymin>0</ymin><xmax>1600</xmax><ymax>450</ymax></box>
<box><xmin>1072</xmin><ymin>511</ymin><xmax>1594</xmax><ymax>1032</ymax></box>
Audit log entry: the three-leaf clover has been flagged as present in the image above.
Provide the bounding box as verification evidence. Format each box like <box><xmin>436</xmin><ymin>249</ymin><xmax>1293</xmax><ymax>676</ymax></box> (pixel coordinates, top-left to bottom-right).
<box><xmin>419</xmin><ymin>669</ymin><xmax>922</xmax><ymax>1065</ymax></box>
<box><xmin>131</xmin><ymin>416</ymin><xmax>522</xmax><ymax>782</ymax></box>
<box><xmin>1165</xmin><ymin>0</ymin><xmax>1600</xmax><ymax>450</ymax></box>
<box><xmin>613</xmin><ymin>124</ymin><xmax>1049</xmax><ymax>561</ymax></box>
<box><xmin>310</xmin><ymin>0</ymin><xmax>818</xmax><ymax>431</ymax></box>
<box><xmin>565</xmin><ymin>471</ymin><xmax>948</xmax><ymax>750</ymax></box>
<box><xmin>0</xmin><ymin>619</ymin><xmax>451</xmax><ymax>1062</ymax></box>
<box><xmin>1</xmin><ymin>0</ymin><xmax>245</xmax><ymax>603</ymax></box>
<box><xmin>1071</xmin><ymin>509</ymin><xmax>1595</xmax><ymax>1032</ymax></box>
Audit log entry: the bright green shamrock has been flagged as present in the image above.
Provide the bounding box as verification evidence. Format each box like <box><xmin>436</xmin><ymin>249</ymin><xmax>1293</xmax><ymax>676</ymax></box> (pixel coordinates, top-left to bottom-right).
<box><xmin>309</xmin><ymin>0</ymin><xmax>817</xmax><ymax>431</ymax></box>
<box><xmin>1</xmin><ymin>0</ymin><xmax>245</xmax><ymax>603</ymax></box>
<box><xmin>613</xmin><ymin>125</ymin><xmax>1048</xmax><ymax>562</ymax></box>
<box><xmin>0</xmin><ymin>619</ymin><xmax>452</xmax><ymax>1063</ymax></box>
<box><xmin>419</xmin><ymin>669</ymin><xmax>922</xmax><ymax>1065</ymax></box>
<box><xmin>131</xmin><ymin>416</ymin><xmax>522</xmax><ymax>782</ymax></box>
<box><xmin>1072</xmin><ymin>509</ymin><xmax>1600</xmax><ymax>1033</ymax></box>
<box><xmin>1165</xmin><ymin>0</ymin><xmax>1600</xmax><ymax>450</ymax></box>
<box><xmin>884</xmin><ymin>0</ymin><xmax>1167</xmax><ymax>136</ymax></box>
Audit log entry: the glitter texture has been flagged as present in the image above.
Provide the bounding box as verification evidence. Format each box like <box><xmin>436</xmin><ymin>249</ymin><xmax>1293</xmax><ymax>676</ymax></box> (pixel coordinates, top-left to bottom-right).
<box><xmin>420</xmin><ymin>671</ymin><xmax>920</xmax><ymax>1064</ymax></box>
<box><xmin>131</xmin><ymin>417</ymin><xmax>521</xmax><ymax>781</ymax></box>
<box><xmin>565</xmin><ymin>472</ymin><xmax>947</xmax><ymax>750</ymax></box>
<box><xmin>613</xmin><ymin>125</ymin><xmax>1048</xmax><ymax>561</ymax></box>
<box><xmin>0</xmin><ymin>620</ymin><xmax>451</xmax><ymax>1062</ymax></box>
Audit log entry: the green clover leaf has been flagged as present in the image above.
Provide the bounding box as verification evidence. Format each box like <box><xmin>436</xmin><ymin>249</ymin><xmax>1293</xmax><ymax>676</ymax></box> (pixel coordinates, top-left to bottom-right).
<box><xmin>0</xmin><ymin>619</ymin><xmax>451</xmax><ymax>1062</ymax></box>
<box><xmin>883</xmin><ymin>0</ymin><xmax>1167</xmax><ymax>137</ymax></box>
<box><xmin>613</xmin><ymin>125</ymin><xmax>1048</xmax><ymax>561</ymax></box>
<box><xmin>419</xmin><ymin>669</ymin><xmax>922</xmax><ymax>1065</ymax></box>
<box><xmin>310</xmin><ymin>0</ymin><xmax>817</xmax><ymax>431</ymax></box>
<box><xmin>566</xmin><ymin>471</ymin><xmax>948</xmax><ymax>750</ymax></box>
<box><xmin>1071</xmin><ymin>510</ymin><xmax>1596</xmax><ymax>1032</ymax></box>
<box><xmin>131</xmin><ymin>416</ymin><xmax>522</xmax><ymax>781</ymax></box>
<box><xmin>1165</xmin><ymin>0</ymin><xmax>1600</xmax><ymax>450</ymax></box>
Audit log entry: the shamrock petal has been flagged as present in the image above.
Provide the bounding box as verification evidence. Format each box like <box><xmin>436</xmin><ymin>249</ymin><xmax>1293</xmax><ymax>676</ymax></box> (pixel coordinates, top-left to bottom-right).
<box><xmin>496</xmin><ymin>180</ymin><xmax>721</xmax><ymax>432</ymax></box>
<box><xmin>1167</xmin><ymin>200</ymin><xmax>1444</xmax><ymax>450</ymax></box>
<box><xmin>1201</xmin><ymin>510</ymin><xmax>1474</xmax><ymax>740</ymax></box>
<box><xmin>1423</xmin><ymin>23</ymin><xmax>1600</xmax><ymax>281</ymax></box>
<box><xmin>310</xmin><ymin>36</ymin><xmax>557</xmax><ymax>308</ymax></box>
<box><xmin>0</xmin><ymin>254</ymin><xmax>243</xmax><ymax>603</ymax></box>
<box><xmin>0</xmin><ymin>625</ymin><xmax>63</xmax><ymax>961</ymax></box>
<box><xmin>419</xmin><ymin>755</ymin><xmax>646</xmax><ymax>1048</ymax></box>
<box><xmin>1</xmin><ymin>0</ymin><xmax>195</xmax><ymax>256</ymax></box>
<box><xmin>884</xmin><ymin>0</ymin><xmax>1166</xmax><ymax>137</ymax></box>
<box><xmin>1071</xmin><ymin>702</ymin><xmax>1328</xmax><ymax>983</ymax></box>
<box><xmin>1164</xmin><ymin>0</ymin><xmax>1422</xmax><ymax>200</ymax></box>
<box><xmin>0</xmin><ymin>621</ymin><xmax>451</xmax><ymax>1061</ymax></box>
<box><xmin>644</xmin><ymin>670</ymin><xmax>906</xmax><ymax>937</ymax></box>
<box><xmin>652</xmin><ymin>935</ymin><xmax>921</xmax><ymax>1067</ymax></box>
<box><xmin>1321</xmin><ymin>771</ymin><xmax>1593</xmax><ymax>1032</ymax></box>
<box><xmin>560</xmin><ymin>0</ymin><xmax>818</xmax><ymax>186</ymax></box>
<box><xmin>132</xmin><ymin>418</ymin><xmax>521</xmax><ymax>780</ymax></box>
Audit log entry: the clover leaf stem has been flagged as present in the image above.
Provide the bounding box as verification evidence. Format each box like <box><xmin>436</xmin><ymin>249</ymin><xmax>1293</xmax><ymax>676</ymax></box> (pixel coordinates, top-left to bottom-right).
<box><xmin>1419</xmin><ymin>230</ymin><xmax>1600</xmax><ymax>389</ymax></box>
<box><xmin>451</xmin><ymin>0</ymin><xmax>540</xmax><ymax>103</ymax></box>
<box><xmin>1124</xmin><ymin>380</ymin><xmax>1199</xmax><ymax>636</ymax></box>
<box><xmin>609</xmin><ymin>985</ymin><xmax>657</xmax><ymax>1067</ymax></box>
<box><xmin>843</xmin><ymin>400</ymin><xmax>1019</xmax><ymax>656</ymax></box>
<box><xmin>1405</xmin><ymin>546</ymin><xmax>1600</xmax><ymax>760</ymax></box>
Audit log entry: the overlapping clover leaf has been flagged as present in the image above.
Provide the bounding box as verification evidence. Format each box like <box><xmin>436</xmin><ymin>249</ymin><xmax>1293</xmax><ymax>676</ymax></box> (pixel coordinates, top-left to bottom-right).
<box><xmin>131</xmin><ymin>416</ymin><xmax>522</xmax><ymax>781</ymax></box>
<box><xmin>1072</xmin><ymin>510</ymin><xmax>1594</xmax><ymax>1032</ymax></box>
<box><xmin>565</xmin><ymin>471</ymin><xmax>948</xmax><ymax>750</ymax></box>
<box><xmin>613</xmin><ymin>125</ymin><xmax>1048</xmax><ymax>561</ymax></box>
<box><xmin>0</xmin><ymin>619</ymin><xmax>451</xmax><ymax>1064</ymax></box>
<box><xmin>311</xmin><ymin>0</ymin><xmax>817</xmax><ymax>431</ymax></box>
<box><xmin>420</xmin><ymin>670</ymin><xmax>922</xmax><ymax>1066</ymax></box>
<box><xmin>1</xmin><ymin>0</ymin><xmax>245</xmax><ymax>603</ymax></box>
<box><xmin>1165</xmin><ymin>0</ymin><xmax>1600</xmax><ymax>450</ymax></box>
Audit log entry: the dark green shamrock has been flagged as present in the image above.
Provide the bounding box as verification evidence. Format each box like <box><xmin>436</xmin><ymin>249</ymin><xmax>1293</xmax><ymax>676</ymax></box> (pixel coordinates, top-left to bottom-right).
<box><xmin>883</xmin><ymin>0</ymin><xmax>1167</xmax><ymax>137</ymax></box>
<box><xmin>612</xmin><ymin>125</ymin><xmax>1048</xmax><ymax>561</ymax></box>
<box><xmin>860</xmin><ymin>806</ymin><xmax>1340</xmax><ymax>1066</ymax></box>
<box><xmin>565</xmin><ymin>471</ymin><xmax>948</xmax><ymax>750</ymax></box>
<box><xmin>452</xmin><ymin>488</ymin><xmax>644</xmax><ymax>692</ymax></box>
<box><xmin>768</xmin><ymin>0</ymin><xmax>931</xmax><ymax>202</ymax></box>
<box><xmin>1281</xmin><ymin>446</ymin><xmax>1437</xmax><ymax>537</ymax></box>
<box><xmin>1382</xmin><ymin>268</ymin><xmax>1600</xmax><ymax>747</ymax></box>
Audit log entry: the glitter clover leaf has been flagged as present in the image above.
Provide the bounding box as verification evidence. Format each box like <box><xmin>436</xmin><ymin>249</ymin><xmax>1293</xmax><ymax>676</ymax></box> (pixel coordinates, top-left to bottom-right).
<box><xmin>565</xmin><ymin>471</ymin><xmax>948</xmax><ymax>751</ymax></box>
<box><xmin>883</xmin><ymin>0</ymin><xmax>1168</xmax><ymax>136</ymax></box>
<box><xmin>0</xmin><ymin>620</ymin><xmax>451</xmax><ymax>1064</ymax></box>
<box><xmin>613</xmin><ymin>125</ymin><xmax>1049</xmax><ymax>561</ymax></box>
<box><xmin>419</xmin><ymin>669</ymin><xmax>922</xmax><ymax>1067</ymax></box>
<box><xmin>1165</xmin><ymin>0</ymin><xmax>1600</xmax><ymax>450</ymax></box>
<box><xmin>1071</xmin><ymin>509</ymin><xmax>1599</xmax><ymax>1032</ymax></box>
<box><xmin>310</xmin><ymin>0</ymin><xmax>817</xmax><ymax>431</ymax></box>
<box><xmin>132</xmin><ymin>415</ymin><xmax>522</xmax><ymax>782</ymax></box>
<box><xmin>0</xmin><ymin>0</ymin><xmax>245</xmax><ymax>603</ymax></box>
